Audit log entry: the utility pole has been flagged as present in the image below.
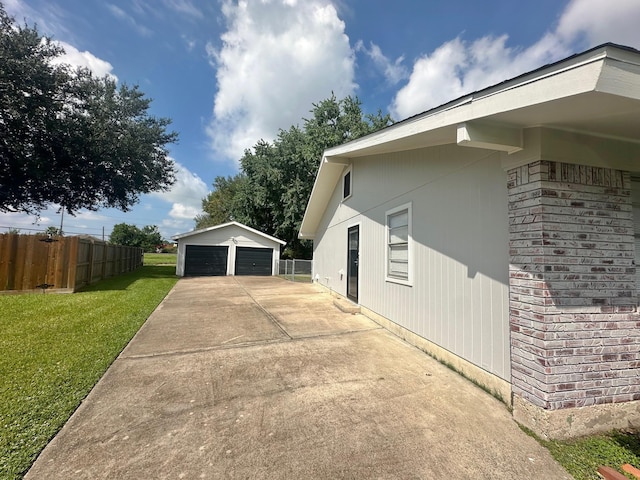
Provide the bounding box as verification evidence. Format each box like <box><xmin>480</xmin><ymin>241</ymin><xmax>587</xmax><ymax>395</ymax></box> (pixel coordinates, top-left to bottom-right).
<box><xmin>59</xmin><ymin>207</ymin><xmax>64</xmax><ymax>235</ymax></box>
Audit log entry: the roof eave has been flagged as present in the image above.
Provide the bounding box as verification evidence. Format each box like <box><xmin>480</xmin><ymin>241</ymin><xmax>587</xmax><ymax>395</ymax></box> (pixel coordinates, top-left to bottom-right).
<box><xmin>299</xmin><ymin>44</ymin><xmax>640</xmax><ymax>240</ymax></box>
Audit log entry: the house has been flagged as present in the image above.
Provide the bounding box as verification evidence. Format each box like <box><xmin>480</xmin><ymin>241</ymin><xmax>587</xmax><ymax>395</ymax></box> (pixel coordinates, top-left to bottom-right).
<box><xmin>173</xmin><ymin>221</ymin><xmax>285</xmax><ymax>277</ymax></box>
<box><xmin>300</xmin><ymin>43</ymin><xmax>640</xmax><ymax>439</ymax></box>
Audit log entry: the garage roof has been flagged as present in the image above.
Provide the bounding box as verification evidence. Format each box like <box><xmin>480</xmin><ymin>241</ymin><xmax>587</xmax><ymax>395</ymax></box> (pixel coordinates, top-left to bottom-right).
<box><xmin>173</xmin><ymin>221</ymin><xmax>286</xmax><ymax>245</ymax></box>
<box><xmin>299</xmin><ymin>43</ymin><xmax>640</xmax><ymax>239</ymax></box>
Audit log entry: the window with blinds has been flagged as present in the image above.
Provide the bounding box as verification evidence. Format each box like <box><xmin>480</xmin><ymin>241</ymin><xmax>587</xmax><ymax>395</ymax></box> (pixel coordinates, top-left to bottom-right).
<box><xmin>386</xmin><ymin>203</ymin><xmax>412</xmax><ymax>284</ymax></box>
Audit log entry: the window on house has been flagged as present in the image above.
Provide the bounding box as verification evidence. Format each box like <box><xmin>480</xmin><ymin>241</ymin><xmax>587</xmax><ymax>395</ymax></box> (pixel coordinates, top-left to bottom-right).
<box><xmin>343</xmin><ymin>168</ymin><xmax>352</xmax><ymax>200</ymax></box>
<box><xmin>386</xmin><ymin>203</ymin><xmax>411</xmax><ymax>283</ymax></box>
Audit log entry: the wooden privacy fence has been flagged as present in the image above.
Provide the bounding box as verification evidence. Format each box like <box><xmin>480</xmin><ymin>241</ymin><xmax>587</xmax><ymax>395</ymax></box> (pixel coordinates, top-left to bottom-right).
<box><xmin>0</xmin><ymin>234</ymin><xmax>143</xmax><ymax>294</ymax></box>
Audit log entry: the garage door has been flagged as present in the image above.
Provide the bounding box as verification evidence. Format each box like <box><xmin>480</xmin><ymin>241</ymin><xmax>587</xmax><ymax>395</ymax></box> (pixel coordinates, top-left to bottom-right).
<box><xmin>235</xmin><ymin>247</ymin><xmax>273</xmax><ymax>276</ymax></box>
<box><xmin>184</xmin><ymin>245</ymin><xmax>228</xmax><ymax>276</ymax></box>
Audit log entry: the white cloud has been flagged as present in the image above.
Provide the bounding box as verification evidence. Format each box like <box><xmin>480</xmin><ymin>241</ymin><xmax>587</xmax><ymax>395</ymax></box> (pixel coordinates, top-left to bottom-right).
<box><xmin>151</xmin><ymin>161</ymin><xmax>209</xmax><ymax>221</ymax></box>
<box><xmin>182</xmin><ymin>35</ymin><xmax>196</xmax><ymax>52</ymax></box>
<box><xmin>0</xmin><ymin>211</ymin><xmax>53</xmax><ymax>233</ymax></box>
<box><xmin>52</xmin><ymin>41</ymin><xmax>117</xmax><ymax>79</ymax></box>
<box><xmin>391</xmin><ymin>34</ymin><xmax>563</xmax><ymax>119</ymax></box>
<box><xmin>0</xmin><ymin>205</ymin><xmax>113</xmax><ymax>235</ymax></box>
<box><xmin>106</xmin><ymin>3</ymin><xmax>153</xmax><ymax>37</ymax></box>
<box><xmin>206</xmin><ymin>0</ymin><xmax>356</xmax><ymax>162</ymax></box>
<box><xmin>356</xmin><ymin>41</ymin><xmax>409</xmax><ymax>85</ymax></box>
<box><xmin>4</xmin><ymin>0</ymin><xmax>72</xmax><ymax>40</ymax></box>
<box><xmin>73</xmin><ymin>210</ymin><xmax>108</xmax><ymax>223</ymax></box>
<box><xmin>162</xmin><ymin>0</ymin><xmax>203</xmax><ymax>19</ymax></box>
<box><xmin>161</xmin><ymin>217</ymin><xmax>193</xmax><ymax>238</ymax></box>
<box><xmin>168</xmin><ymin>203</ymin><xmax>200</xmax><ymax>220</ymax></box>
<box><xmin>556</xmin><ymin>0</ymin><xmax>640</xmax><ymax>47</ymax></box>
<box><xmin>390</xmin><ymin>0</ymin><xmax>640</xmax><ymax>120</ymax></box>
<box><xmin>391</xmin><ymin>38</ymin><xmax>468</xmax><ymax>118</ymax></box>
<box><xmin>3</xmin><ymin>1</ymin><xmax>117</xmax><ymax>80</ymax></box>
<box><xmin>3</xmin><ymin>0</ymin><xmax>22</xmax><ymax>14</ymax></box>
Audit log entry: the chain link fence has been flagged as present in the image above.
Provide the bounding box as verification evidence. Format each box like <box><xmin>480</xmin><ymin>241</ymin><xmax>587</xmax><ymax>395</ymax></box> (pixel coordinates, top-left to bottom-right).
<box><xmin>278</xmin><ymin>259</ymin><xmax>312</xmax><ymax>283</ymax></box>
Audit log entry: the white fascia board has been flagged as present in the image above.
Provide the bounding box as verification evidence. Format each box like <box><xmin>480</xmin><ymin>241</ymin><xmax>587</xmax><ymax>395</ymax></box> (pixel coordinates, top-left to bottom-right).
<box><xmin>323</xmin><ymin>99</ymin><xmax>473</xmax><ymax>160</ymax></box>
<box><xmin>596</xmin><ymin>57</ymin><xmax>640</xmax><ymax>100</ymax></box>
<box><xmin>299</xmin><ymin>156</ymin><xmax>347</xmax><ymax>239</ymax></box>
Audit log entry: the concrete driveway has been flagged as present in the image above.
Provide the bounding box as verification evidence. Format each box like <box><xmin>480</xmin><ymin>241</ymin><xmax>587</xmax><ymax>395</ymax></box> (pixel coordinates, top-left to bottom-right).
<box><xmin>26</xmin><ymin>276</ymin><xmax>571</xmax><ymax>479</ymax></box>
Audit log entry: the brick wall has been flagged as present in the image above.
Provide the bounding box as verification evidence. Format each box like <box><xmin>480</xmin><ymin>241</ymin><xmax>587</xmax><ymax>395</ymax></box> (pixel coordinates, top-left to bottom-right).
<box><xmin>507</xmin><ymin>160</ymin><xmax>640</xmax><ymax>410</ymax></box>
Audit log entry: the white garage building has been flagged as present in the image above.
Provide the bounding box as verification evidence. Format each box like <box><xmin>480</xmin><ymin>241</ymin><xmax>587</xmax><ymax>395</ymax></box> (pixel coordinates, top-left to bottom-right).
<box><xmin>173</xmin><ymin>222</ymin><xmax>285</xmax><ymax>277</ymax></box>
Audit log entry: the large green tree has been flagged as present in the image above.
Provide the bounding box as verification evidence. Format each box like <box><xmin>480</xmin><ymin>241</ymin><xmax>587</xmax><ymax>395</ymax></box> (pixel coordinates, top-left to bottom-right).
<box><xmin>194</xmin><ymin>174</ymin><xmax>248</xmax><ymax>228</ymax></box>
<box><xmin>198</xmin><ymin>94</ymin><xmax>392</xmax><ymax>258</ymax></box>
<box><xmin>0</xmin><ymin>5</ymin><xmax>177</xmax><ymax>216</ymax></box>
<box><xmin>109</xmin><ymin>223</ymin><xmax>164</xmax><ymax>252</ymax></box>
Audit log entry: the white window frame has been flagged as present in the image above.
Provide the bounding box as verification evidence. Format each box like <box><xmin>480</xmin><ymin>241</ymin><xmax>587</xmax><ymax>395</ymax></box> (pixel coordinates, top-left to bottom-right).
<box><xmin>342</xmin><ymin>166</ymin><xmax>352</xmax><ymax>201</ymax></box>
<box><xmin>385</xmin><ymin>202</ymin><xmax>412</xmax><ymax>286</ymax></box>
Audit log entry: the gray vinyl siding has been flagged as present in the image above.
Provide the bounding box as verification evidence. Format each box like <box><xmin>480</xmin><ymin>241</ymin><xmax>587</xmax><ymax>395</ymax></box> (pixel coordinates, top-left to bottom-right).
<box><xmin>312</xmin><ymin>144</ymin><xmax>511</xmax><ymax>380</ymax></box>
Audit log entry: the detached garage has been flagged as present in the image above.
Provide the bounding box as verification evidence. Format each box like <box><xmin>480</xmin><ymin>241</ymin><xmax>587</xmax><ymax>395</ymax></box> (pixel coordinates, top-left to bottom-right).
<box><xmin>173</xmin><ymin>222</ymin><xmax>285</xmax><ymax>277</ymax></box>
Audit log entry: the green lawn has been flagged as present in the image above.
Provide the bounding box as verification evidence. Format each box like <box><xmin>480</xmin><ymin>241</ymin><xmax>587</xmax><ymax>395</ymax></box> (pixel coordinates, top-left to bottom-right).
<box><xmin>0</xmin><ymin>265</ymin><xmax>178</xmax><ymax>479</ymax></box>
<box><xmin>143</xmin><ymin>252</ymin><xmax>177</xmax><ymax>266</ymax></box>
<box><xmin>529</xmin><ymin>428</ymin><xmax>640</xmax><ymax>480</ymax></box>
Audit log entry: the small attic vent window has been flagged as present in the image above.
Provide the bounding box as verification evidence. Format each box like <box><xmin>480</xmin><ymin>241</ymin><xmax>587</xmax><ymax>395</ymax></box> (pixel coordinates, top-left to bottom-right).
<box><xmin>343</xmin><ymin>168</ymin><xmax>352</xmax><ymax>200</ymax></box>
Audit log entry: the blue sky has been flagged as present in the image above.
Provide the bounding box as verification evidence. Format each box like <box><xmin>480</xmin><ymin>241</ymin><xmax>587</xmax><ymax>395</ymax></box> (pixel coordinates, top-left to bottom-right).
<box><xmin>2</xmin><ymin>0</ymin><xmax>640</xmax><ymax>240</ymax></box>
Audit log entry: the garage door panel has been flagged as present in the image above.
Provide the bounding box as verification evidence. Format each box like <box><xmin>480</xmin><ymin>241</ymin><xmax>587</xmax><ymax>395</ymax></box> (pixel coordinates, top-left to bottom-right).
<box><xmin>185</xmin><ymin>245</ymin><xmax>228</xmax><ymax>276</ymax></box>
<box><xmin>235</xmin><ymin>247</ymin><xmax>272</xmax><ymax>276</ymax></box>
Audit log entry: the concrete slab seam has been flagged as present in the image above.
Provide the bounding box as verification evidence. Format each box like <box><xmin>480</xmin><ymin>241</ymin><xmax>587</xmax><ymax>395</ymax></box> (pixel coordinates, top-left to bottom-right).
<box><xmin>232</xmin><ymin>277</ymin><xmax>293</xmax><ymax>340</ymax></box>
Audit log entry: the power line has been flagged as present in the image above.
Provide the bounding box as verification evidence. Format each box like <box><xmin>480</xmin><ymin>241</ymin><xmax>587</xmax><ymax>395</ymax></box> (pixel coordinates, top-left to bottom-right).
<box><xmin>0</xmin><ymin>225</ymin><xmax>101</xmax><ymax>236</ymax></box>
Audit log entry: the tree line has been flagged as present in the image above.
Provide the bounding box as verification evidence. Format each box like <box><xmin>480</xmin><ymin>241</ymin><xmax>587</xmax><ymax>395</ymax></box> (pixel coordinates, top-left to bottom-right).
<box><xmin>109</xmin><ymin>223</ymin><xmax>168</xmax><ymax>253</ymax></box>
<box><xmin>196</xmin><ymin>95</ymin><xmax>393</xmax><ymax>258</ymax></box>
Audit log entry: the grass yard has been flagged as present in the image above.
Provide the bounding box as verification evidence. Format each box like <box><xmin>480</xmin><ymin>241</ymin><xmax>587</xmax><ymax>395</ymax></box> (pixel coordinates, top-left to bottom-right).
<box><xmin>0</xmin><ymin>265</ymin><xmax>178</xmax><ymax>479</ymax></box>
<box><xmin>531</xmin><ymin>429</ymin><xmax>640</xmax><ymax>480</ymax></box>
<box><xmin>143</xmin><ymin>252</ymin><xmax>177</xmax><ymax>266</ymax></box>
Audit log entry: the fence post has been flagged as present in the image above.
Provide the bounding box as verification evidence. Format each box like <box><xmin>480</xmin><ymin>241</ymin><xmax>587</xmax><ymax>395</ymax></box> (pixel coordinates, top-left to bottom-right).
<box><xmin>68</xmin><ymin>237</ymin><xmax>79</xmax><ymax>291</ymax></box>
<box><xmin>101</xmin><ymin>243</ymin><xmax>107</xmax><ymax>281</ymax></box>
<box><xmin>89</xmin><ymin>241</ymin><xmax>96</xmax><ymax>284</ymax></box>
<box><xmin>292</xmin><ymin>259</ymin><xmax>296</xmax><ymax>282</ymax></box>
